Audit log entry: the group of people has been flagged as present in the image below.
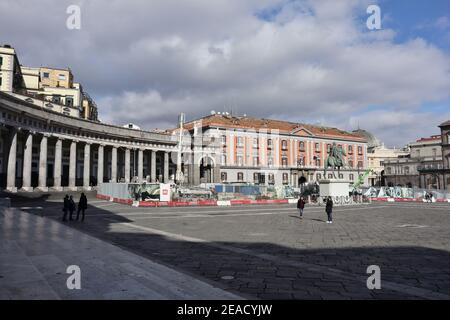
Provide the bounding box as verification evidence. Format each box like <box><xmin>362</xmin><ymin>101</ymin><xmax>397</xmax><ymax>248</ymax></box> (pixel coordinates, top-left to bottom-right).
<box><xmin>62</xmin><ymin>193</ymin><xmax>88</xmax><ymax>222</ymax></box>
<box><xmin>424</xmin><ymin>192</ymin><xmax>434</xmax><ymax>203</ymax></box>
<box><xmin>297</xmin><ymin>196</ymin><xmax>334</xmax><ymax>224</ymax></box>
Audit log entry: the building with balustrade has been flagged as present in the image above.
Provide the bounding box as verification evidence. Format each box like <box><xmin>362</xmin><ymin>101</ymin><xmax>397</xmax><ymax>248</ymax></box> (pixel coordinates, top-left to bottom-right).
<box><xmin>383</xmin><ymin>122</ymin><xmax>450</xmax><ymax>190</ymax></box>
<box><xmin>175</xmin><ymin>113</ymin><xmax>369</xmax><ymax>187</ymax></box>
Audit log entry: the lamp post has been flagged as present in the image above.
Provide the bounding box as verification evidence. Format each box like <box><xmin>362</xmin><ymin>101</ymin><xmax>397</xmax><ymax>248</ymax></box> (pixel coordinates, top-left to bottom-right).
<box><xmin>176</xmin><ymin>113</ymin><xmax>185</xmax><ymax>184</ymax></box>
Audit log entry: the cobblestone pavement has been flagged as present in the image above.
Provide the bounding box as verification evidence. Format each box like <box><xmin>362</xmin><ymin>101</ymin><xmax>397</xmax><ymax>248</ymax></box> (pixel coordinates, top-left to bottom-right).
<box><xmin>7</xmin><ymin>192</ymin><xmax>450</xmax><ymax>300</ymax></box>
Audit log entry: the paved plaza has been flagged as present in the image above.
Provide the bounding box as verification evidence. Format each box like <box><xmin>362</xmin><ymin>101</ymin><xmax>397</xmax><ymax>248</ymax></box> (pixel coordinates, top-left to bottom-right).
<box><xmin>1</xmin><ymin>191</ymin><xmax>450</xmax><ymax>299</ymax></box>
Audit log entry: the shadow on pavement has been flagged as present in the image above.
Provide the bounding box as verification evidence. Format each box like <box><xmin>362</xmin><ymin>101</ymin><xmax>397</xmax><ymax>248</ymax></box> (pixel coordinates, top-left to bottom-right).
<box><xmin>4</xmin><ymin>191</ymin><xmax>450</xmax><ymax>300</ymax></box>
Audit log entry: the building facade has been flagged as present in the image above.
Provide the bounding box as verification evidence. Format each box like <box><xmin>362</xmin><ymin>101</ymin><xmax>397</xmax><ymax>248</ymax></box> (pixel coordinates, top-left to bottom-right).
<box><xmin>383</xmin><ymin>129</ymin><xmax>450</xmax><ymax>189</ymax></box>
<box><xmin>1</xmin><ymin>45</ymin><xmax>98</xmax><ymax>121</ymax></box>
<box><xmin>0</xmin><ymin>91</ymin><xmax>179</xmax><ymax>192</ymax></box>
<box><xmin>176</xmin><ymin>113</ymin><xmax>369</xmax><ymax>187</ymax></box>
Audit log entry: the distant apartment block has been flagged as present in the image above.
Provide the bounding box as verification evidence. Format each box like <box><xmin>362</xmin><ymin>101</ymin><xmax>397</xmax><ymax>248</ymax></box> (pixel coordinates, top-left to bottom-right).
<box><xmin>0</xmin><ymin>45</ymin><xmax>98</xmax><ymax>121</ymax></box>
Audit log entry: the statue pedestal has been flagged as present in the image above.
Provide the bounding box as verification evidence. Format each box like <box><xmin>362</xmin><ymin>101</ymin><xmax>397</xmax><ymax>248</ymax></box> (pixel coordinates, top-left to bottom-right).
<box><xmin>319</xmin><ymin>179</ymin><xmax>350</xmax><ymax>197</ymax></box>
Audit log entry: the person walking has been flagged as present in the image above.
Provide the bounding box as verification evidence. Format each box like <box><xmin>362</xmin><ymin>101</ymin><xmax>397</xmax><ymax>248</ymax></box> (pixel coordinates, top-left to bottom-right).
<box><xmin>76</xmin><ymin>193</ymin><xmax>88</xmax><ymax>222</ymax></box>
<box><xmin>325</xmin><ymin>196</ymin><xmax>333</xmax><ymax>224</ymax></box>
<box><xmin>297</xmin><ymin>197</ymin><xmax>305</xmax><ymax>218</ymax></box>
<box><xmin>62</xmin><ymin>195</ymin><xmax>70</xmax><ymax>221</ymax></box>
<box><xmin>68</xmin><ymin>195</ymin><xmax>76</xmax><ymax>221</ymax></box>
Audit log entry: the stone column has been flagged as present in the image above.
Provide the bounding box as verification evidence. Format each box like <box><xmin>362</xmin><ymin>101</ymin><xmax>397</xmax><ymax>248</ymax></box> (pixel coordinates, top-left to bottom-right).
<box><xmin>213</xmin><ymin>164</ymin><xmax>220</xmax><ymax>184</ymax></box>
<box><xmin>6</xmin><ymin>129</ymin><xmax>18</xmax><ymax>192</ymax></box>
<box><xmin>138</xmin><ymin>149</ymin><xmax>144</xmax><ymax>182</ymax></box>
<box><xmin>83</xmin><ymin>143</ymin><xmax>91</xmax><ymax>190</ymax></box>
<box><xmin>97</xmin><ymin>144</ymin><xmax>104</xmax><ymax>185</ymax></box>
<box><xmin>37</xmin><ymin>134</ymin><xmax>48</xmax><ymax>191</ymax></box>
<box><xmin>151</xmin><ymin>150</ymin><xmax>157</xmax><ymax>183</ymax></box>
<box><xmin>69</xmin><ymin>140</ymin><xmax>77</xmax><ymax>190</ymax></box>
<box><xmin>21</xmin><ymin>132</ymin><xmax>33</xmax><ymax>191</ymax></box>
<box><xmin>53</xmin><ymin>138</ymin><xmax>63</xmax><ymax>191</ymax></box>
<box><xmin>111</xmin><ymin>146</ymin><xmax>117</xmax><ymax>182</ymax></box>
<box><xmin>125</xmin><ymin>148</ymin><xmax>131</xmax><ymax>183</ymax></box>
<box><xmin>163</xmin><ymin>152</ymin><xmax>169</xmax><ymax>183</ymax></box>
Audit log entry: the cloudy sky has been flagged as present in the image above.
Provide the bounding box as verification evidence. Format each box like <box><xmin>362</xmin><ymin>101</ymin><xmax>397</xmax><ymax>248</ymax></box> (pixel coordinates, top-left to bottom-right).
<box><xmin>1</xmin><ymin>0</ymin><xmax>450</xmax><ymax>147</ymax></box>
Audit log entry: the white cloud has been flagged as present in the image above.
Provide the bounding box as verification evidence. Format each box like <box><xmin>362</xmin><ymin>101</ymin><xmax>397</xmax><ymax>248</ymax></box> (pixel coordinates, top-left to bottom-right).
<box><xmin>1</xmin><ymin>0</ymin><xmax>450</xmax><ymax>146</ymax></box>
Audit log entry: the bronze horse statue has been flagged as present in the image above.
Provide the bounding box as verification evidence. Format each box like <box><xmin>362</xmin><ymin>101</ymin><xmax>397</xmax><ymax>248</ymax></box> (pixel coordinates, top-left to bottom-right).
<box><xmin>324</xmin><ymin>143</ymin><xmax>346</xmax><ymax>178</ymax></box>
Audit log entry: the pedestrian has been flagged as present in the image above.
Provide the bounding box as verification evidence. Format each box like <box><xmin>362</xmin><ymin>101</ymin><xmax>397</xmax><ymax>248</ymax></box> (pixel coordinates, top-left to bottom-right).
<box><xmin>297</xmin><ymin>197</ymin><xmax>305</xmax><ymax>218</ymax></box>
<box><xmin>62</xmin><ymin>195</ymin><xmax>69</xmax><ymax>221</ymax></box>
<box><xmin>76</xmin><ymin>193</ymin><xmax>88</xmax><ymax>222</ymax></box>
<box><xmin>69</xmin><ymin>195</ymin><xmax>76</xmax><ymax>221</ymax></box>
<box><xmin>325</xmin><ymin>196</ymin><xmax>333</xmax><ymax>224</ymax></box>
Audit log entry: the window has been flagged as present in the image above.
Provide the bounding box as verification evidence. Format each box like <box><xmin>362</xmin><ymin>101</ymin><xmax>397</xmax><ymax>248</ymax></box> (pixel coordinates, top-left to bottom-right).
<box><xmin>348</xmin><ymin>160</ymin><xmax>354</xmax><ymax>168</ymax></box>
<box><xmin>66</xmin><ymin>97</ymin><xmax>74</xmax><ymax>107</ymax></box>
<box><xmin>432</xmin><ymin>148</ymin><xmax>437</xmax><ymax>158</ymax></box>
<box><xmin>268</xmin><ymin>173</ymin><xmax>275</xmax><ymax>184</ymax></box>
<box><xmin>314</xmin><ymin>156</ymin><xmax>321</xmax><ymax>167</ymax></box>
<box><xmin>386</xmin><ymin>167</ymin><xmax>392</xmax><ymax>174</ymax></box>
<box><xmin>358</xmin><ymin>146</ymin><xmax>363</xmax><ymax>155</ymax></box>
<box><xmin>404</xmin><ymin>166</ymin><xmax>409</xmax><ymax>174</ymax></box>
<box><xmin>348</xmin><ymin>145</ymin><xmax>353</xmax><ymax>154</ymax></box>
<box><xmin>237</xmin><ymin>155</ymin><xmax>243</xmax><ymax>166</ymax></box>
<box><xmin>281</xmin><ymin>140</ymin><xmax>288</xmax><ymax>150</ymax></box>
<box><xmin>253</xmin><ymin>138</ymin><xmax>259</xmax><ymax>148</ymax></box>
<box><xmin>282</xmin><ymin>173</ymin><xmax>289</xmax><ymax>184</ymax></box>
<box><xmin>43</xmin><ymin>72</ymin><xmax>50</xmax><ymax>78</ymax></box>
<box><xmin>0</xmin><ymin>56</ymin><xmax>3</xmax><ymax>66</ymax></box>
<box><xmin>328</xmin><ymin>174</ymin><xmax>333</xmax><ymax>179</ymax></box>
<box><xmin>52</xmin><ymin>95</ymin><xmax>61</xmax><ymax>104</ymax></box>
<box><xmin>0</xmin><ymin>77</ymin><xmax>2</xmax><ymax>87</ymax></box>
<box><xmin>58</xmin><ymin>74</ymin><xmax>66</xmax><ymax>80</ymax></box>
<box><xmin>221</xmin><ymin>135</ymin><xmax>226</xmax><ymax>145</ymax></box>
<box><xmin>281</xmin><ymin>157</ymin><xmax>288</xmax><ymax>167</ymax></box>
<box><xmin>349</xmin><ymin>174</ymin><xmax>354</xmax><ymax>181</ymax></box>
<box><xmin>297</xmin><ymin>156</ymin><xmax>305</xmax><ymax>166</ymax></box>
<box><xmin>221</xmin><ymin>154</ymin><xmax>227</xmax><ymax>166</ymax></box>
<box><xmin>327</xmin><ymin>144</ymin><xmax>331</xmax><ymax>153</ymax></box>
<box><xmin>315</xmin><ymin>143</ymin><xmax>320</xmax><ymax>152</ymax></box>
<box><xmin>267</xmin><ymin>139</ymin><xmax>273</xmax><ymax>149</ymax></box>
<box><xmin>237</xmin><ymin>172</ymin><xmax>244</xmax><ymax>182</ymax></box>
<box><xmin>268</xmin><ymin>157</ymin><xmax>274</xmax><ymax>167</ymax></box>
<box><xmin>221</xmin><ymin>172</ymin><xmax>227</xmax><ymax>182</ymax></box>
<box><xmin>237</xmin><ymin>136</ymin><xmax>244</xmax><ymax>147</ymax></box>
<box><xmin>339</xmin><ymin>173</ymin><xmax>344</xmax><ymax>179</ymax></box>
<box><xmin>357</xmin><ymin>161</ymin><xmax>363</xmax><ymax>168</ymax></box>
<box><xmin>299</xmin><ymin>141</ymin><xmax>305</xmax><ymax>151</ymax></box>
<box><xmin>253</xmin><ymin>172</ymin><xmax>260</xmax><ymax>183</ymax></box>
<box><xmin>253</xmin><ymin>156</ymin><xmax>259</xmax><ymax>167</ymax></box>
<box><xmin>316</xmin><ymin>173</ymin><xmax>321</xmax><ymax>180</ymax></box>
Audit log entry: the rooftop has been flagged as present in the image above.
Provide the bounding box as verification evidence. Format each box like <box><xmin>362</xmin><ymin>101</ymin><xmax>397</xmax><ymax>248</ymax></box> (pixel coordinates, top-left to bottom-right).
<box><xmin>180</xmin><ymin>113</ymin><xmax>367</xmax><ymax>142</ymax></box>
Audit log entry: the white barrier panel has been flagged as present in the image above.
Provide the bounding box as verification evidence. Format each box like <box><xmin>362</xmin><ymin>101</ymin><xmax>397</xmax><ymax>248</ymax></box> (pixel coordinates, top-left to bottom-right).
<box><xmin>288</xmin><ymin>199</ymin><xmax>298</xmax><ymax>204</ymax></box>
<box><xmin>217</xmin><ymin>200</ymin><xmax>231</xmax><ymax>206</ymax></box>
<box><xmin>387</xmin><ymin>198</ymin><xmax>395</xmax><ymax>202</ymax></box>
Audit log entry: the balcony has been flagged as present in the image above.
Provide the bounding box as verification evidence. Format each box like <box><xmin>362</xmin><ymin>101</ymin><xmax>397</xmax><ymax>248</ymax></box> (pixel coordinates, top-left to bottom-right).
<box><xmin>417</xmin><ymin>163</ymin><xmax>445</xmax><ymax>172</ymax></box>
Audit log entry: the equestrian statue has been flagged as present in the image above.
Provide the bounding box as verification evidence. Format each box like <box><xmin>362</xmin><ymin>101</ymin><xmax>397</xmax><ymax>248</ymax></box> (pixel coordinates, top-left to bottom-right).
<box><xmin>324</xmin><ymin>142</ymin><xmax>347</xmax><ymax>178</ymax></box>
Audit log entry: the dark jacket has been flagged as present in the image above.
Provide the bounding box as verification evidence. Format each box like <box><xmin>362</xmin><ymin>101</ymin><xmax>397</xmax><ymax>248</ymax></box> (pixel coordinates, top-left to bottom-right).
<box><xmin>63</xmin><ymin>197</ymin><xmax>69</xmax><ymax>212</ymax></box>
<box><xmin>325</xmin><ymin>199</ymin><xmax>333</xmax><ymax>213</ymax></box>
<box><xmin>297</xmin><ymin>199</ymin><xmax>305</xmax><ymax>209</ymax></box>
<box><xmin>79</xmin><ymin>195</ymin><xmax>88</xmax><ymax>210</ymax></box>
<box><xmin>69</xmin><ymin>199</ymin><xmax>76</xmax><ymax>211</ymax></box>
